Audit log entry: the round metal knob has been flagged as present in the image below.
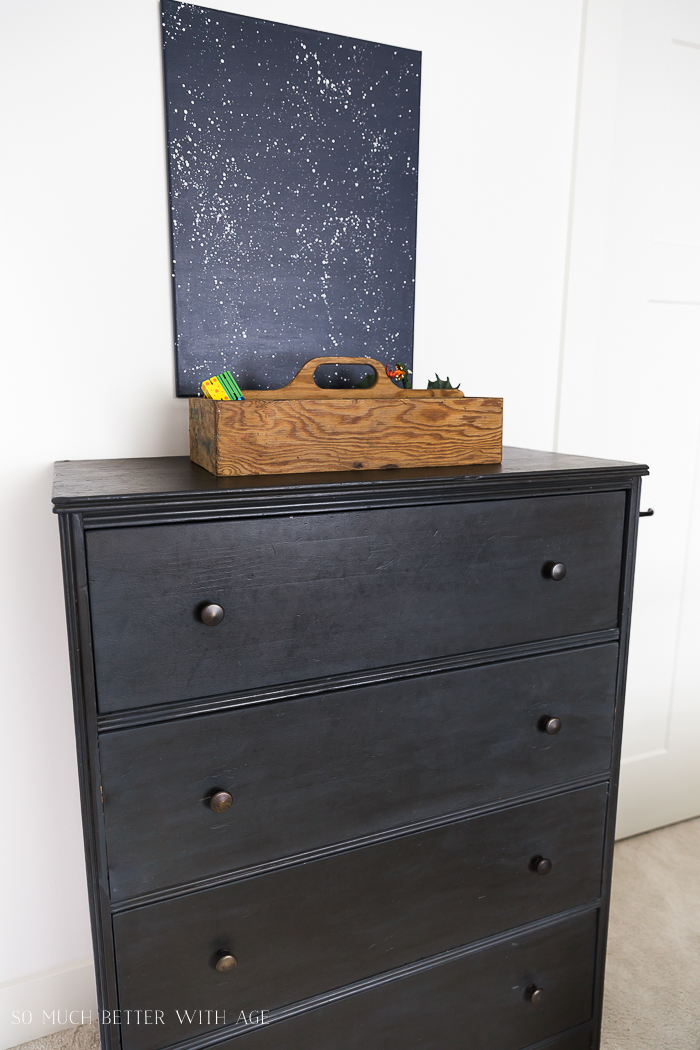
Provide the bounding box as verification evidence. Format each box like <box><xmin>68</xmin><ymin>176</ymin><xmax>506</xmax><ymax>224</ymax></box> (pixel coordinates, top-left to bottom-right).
<box><xmin>210</xmin><ymin>791</ymin><xmax>233</xmax><ymax>814</ymax></box>
<box><xmin>531</xmin><ymin>856</ymin><xmax>553</xmax><ymax>876</ymax></box>
<box><xmin>215</xmin><ymin>952</ymin><xmax>237</xmax><ymax>974</ymax></box>
<box><xmin>544</xmin><ymin>562</ymin><xmax>567</xmax><ymax>581</ymax></box>
<box><xmin>200</xmin><ymin>603</ymin><xmax>224</xmax><ymax>626</ymax></box>
<box><xmin>540</xmin><ymin>716</ymin><xmax>562</xmax><ymax>736</ymax></box>
<box><xmin>526</xmin><ymin>985</ymin><xmax>544</xmax><ymax>1005</ymax></box>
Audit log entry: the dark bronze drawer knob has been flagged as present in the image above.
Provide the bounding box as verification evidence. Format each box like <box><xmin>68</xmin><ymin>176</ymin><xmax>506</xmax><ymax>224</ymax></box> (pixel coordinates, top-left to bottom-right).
<box><xmin>210</xmin><ymin>791</ymin><xmax>233</xmax><ymax>813</ymax></box>
<box><xmin>526</xmin><ymin>984</ymin><xmax>544</xmax><ymax>1005</ymax></box>
<box><xmin>215</xmin><ymin>952</ymin><xmax>237</xmax><ymax>974</ymax></box>
<box><xmin>544</xmin><ymin>562</ymin><xmax>567</xmax><ymax>581</ymax></box>
<box><xmin>200</xmin><ymin>603</ymin><xmax>224</xmax><ymax>626</ymax></box>
<box><xmin>531</xmin><ymin>856</ymin><xmax>553</xmax><ymax>876</ymax></box>
<box><xmin>539</xmin><ymin>716</ymin><xmax>562</xmax><ymax>735</ymax></box>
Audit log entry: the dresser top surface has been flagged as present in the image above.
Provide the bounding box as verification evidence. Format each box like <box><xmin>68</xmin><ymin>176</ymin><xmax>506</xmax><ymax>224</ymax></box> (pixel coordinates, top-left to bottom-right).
<box><xmin>53</xmin><ymin>447</ymin><xmax>647</xmax><ymax>508</ymax></box>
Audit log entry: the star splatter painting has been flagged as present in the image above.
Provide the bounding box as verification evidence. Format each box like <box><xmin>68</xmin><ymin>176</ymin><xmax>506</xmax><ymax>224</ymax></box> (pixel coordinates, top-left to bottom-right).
<box><xmin>162</xmin><ymin>1</ymin><xmax>420</xmax><ymax>395</ymax></box>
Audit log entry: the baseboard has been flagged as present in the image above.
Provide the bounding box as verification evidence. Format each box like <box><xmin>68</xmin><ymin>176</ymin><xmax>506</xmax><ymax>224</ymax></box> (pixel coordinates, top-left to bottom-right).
<box><xmin>616</xmin><ymin>748</ymin><xmax>700</xmax><ymax>839</ymax></box>
<box><xmin>0</xmin><ymin>960</ymin><xmax>97</xmax><ymax>1050</ymax></box>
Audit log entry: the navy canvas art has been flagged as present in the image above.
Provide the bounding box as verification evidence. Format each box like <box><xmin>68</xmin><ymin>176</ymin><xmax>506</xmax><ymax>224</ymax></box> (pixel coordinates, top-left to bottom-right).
<box><xmin>162</xmin><ymin>1</ymin><xmax>421</xmax><ymax>396</ymax></box>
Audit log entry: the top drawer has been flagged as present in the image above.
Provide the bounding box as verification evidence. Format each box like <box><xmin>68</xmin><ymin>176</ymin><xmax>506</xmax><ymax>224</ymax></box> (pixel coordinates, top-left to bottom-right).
<box><xmin>86</xmin><ymin>491</ymin><xmax>625</xmax><ymax>711</ymax></box>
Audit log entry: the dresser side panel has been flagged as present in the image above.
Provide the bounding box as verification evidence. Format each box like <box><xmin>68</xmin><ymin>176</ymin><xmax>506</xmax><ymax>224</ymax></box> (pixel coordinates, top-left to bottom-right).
<box><xmin>57</xmin><ymin>513</ymin><xmax>121</xmax><ymax>1050</ymax></box>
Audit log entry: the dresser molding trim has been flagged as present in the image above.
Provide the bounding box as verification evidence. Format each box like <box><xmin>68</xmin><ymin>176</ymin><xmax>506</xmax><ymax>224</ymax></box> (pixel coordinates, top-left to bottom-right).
<box><xmin>96</xmin><ymin>630</ymin><xmax>620</xmax><ymax>732</ymax></box>
<box><xmin>52</xmin><ymin>450</ymin><xmax>648</xmax><ymax>531</ymax></box>
<box><xmin>110</xmin><ymin>774</ymin><xmax>611</xmax><ymax>913</ymax></box>
<box><xmin>144</xmin><ymin>904</ymin><xmax>600</xmax><ymax>1050</ymax></box>
<box><xmin>526</xmin><ymin>1026</ymin><xmax>594</xmax><ymax>1050</ymax></box>
<box><xmin>63</xmin><ymin>476</ymin><xmax>641</xmax><ymax>530</ymax></box>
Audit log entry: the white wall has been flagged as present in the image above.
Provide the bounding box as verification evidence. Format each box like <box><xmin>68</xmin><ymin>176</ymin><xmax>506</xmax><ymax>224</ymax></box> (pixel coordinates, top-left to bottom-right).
<box><xmin>0</xmin><ymin>0</ymin><xmax>604</xmax><ymax>1045</ymax></box>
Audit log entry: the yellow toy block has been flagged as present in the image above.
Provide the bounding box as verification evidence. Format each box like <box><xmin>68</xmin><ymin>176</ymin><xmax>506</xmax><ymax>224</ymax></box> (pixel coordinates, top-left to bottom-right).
<box><xmin>201</xmin><ymin>377</ymin><xmax>231</xmax><ymax>400</ymax></box>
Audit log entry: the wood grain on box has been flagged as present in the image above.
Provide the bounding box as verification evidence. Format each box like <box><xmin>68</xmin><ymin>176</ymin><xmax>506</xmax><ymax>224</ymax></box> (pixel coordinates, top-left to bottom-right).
<box><xmin>190</xmin><ymin>358</ymin><xmax>502</xmax><ymax>476</ymax></box>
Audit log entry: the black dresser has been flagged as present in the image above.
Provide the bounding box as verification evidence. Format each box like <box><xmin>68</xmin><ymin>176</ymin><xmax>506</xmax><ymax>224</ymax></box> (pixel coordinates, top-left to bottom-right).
<box><xmin>54</xmin><ymin>448</ymin><xmax>646</xmax><ymax>1050</ymax></box>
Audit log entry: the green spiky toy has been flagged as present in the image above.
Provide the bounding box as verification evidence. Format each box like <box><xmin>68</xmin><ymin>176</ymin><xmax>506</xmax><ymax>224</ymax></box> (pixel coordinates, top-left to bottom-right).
<box><xmin>427</xmin><ymin>374</ymin><xmax>460</xmax><ymax>390</ymax></box>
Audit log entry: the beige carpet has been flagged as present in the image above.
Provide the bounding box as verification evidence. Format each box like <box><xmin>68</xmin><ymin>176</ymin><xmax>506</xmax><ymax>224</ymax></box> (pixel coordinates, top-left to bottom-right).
<box><xmin>8</xmin><ymin>1023</ymin><xmax>99</xmax><ymax>1050</ymax></box>
<box><xmin>600</xmin><ymin>814</ymin><xmax>700</xmax><ymax>1049</ymax></box>
<box><xmin>10</xmin><ymin>816</ymin><xmax>700</xmax><ymax>1050</ymax></box>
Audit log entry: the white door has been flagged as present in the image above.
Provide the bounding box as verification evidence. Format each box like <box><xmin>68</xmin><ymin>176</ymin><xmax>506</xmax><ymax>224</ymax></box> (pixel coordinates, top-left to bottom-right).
<box><xmin>557</xmin><ymin>0</ymin><xmax>700</xmax><ymax>837</ymax></box>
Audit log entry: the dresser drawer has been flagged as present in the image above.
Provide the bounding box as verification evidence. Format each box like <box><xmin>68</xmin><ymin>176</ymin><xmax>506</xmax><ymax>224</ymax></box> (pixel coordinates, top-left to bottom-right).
<box><xmin>114</xmin><ymin>906</ymin><xmax>597</xmax><ymax>1050</ymax></box>
<box><xmin>230</xmin><ymin>1022</ymin><xmax>592</xmax><ymax>1050</ymax></box>
<box><xmin>113</xmin><ymin>784</ymin><xmax>605</xmax><ymax>1050</ymax></box>
<box><xmin>101</xmin><ymin>644</ymin><xmax>616</xmax><ymax>900</ymax></box>
<box><xmin>86</xmin><ymin>491</ymin><xmax>625</xmax><ymax>711</ymax></box>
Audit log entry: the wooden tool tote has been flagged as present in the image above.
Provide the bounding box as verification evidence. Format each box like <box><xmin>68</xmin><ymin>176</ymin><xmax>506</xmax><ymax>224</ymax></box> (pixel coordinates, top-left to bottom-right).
<box><xmin>190</xmin><ymin>357</ymin><xmax>502</xmax><ymax>476</ymax></box>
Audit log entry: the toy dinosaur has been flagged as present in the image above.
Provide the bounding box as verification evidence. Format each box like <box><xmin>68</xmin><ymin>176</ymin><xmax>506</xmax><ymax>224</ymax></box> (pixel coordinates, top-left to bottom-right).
<box><xmin>385</xmin><ymin>362</ymin><xmax>413</xmax><ymax>389</ymax></box>
<box><xmin>353</xmin><ymin>361</ymin><xmax>413</xmax><ymax>390</ymax></box>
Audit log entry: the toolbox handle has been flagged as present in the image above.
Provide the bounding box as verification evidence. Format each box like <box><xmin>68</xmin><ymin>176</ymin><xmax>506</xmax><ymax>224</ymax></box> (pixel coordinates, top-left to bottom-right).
<box><xmin>285</xmin><ymin>357</ymin><xmax>400</xmax><ymax>397</ymax></box>
<box><xmin>237</xmin><ymin>357</ymin><xmax>464</xmax><ymax>400</ymax></box>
